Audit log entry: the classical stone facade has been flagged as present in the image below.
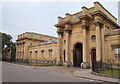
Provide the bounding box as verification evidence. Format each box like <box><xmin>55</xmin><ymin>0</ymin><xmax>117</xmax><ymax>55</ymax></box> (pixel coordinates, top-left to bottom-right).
<box><xmin>54</xmin><ymin>2</ymin><xmax>120</xmax><ymax>68</ymax></box>
<box><xmin>16</xmin><ymin>32</ymin><xmax>58</xmax><ymax>62</ymax></box>
<box><xmin>16</xmin><ymin>2</ymin><xmax>120</xmax><ymax>68</ymax></box>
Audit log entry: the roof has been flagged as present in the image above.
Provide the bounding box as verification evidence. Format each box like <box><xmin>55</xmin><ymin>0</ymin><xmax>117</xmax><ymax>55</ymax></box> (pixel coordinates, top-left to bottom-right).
<box><xmin>29</xmin><ymin>40</ymin><xmax>58</xmax><ymax>47</ymax></box>
<box><xmin>25</xmin><ymin>32</ymin><xmax>58</xmax><ymax>39</ymax></box>
<box><xmin>40</xmin><ymin>40</ymin><xmax>58</xmax><ymax>45</ymax></box>
<box><xmin>18</xmin><ymin>32</ymin><xmax>58</xmax><ymax>39</ymax></box>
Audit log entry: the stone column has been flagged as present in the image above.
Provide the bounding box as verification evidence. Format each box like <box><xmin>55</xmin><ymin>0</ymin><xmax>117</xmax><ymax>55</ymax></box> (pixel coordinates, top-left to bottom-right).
<box><xmin>18</xmin><ymin>44</ymin><xmax>20</xmax><ymax>60</ymax></box>
<box><xmin>55</xmin><ymin>26</ymin><xmax>63</xmax><ymax>65</ymax></box>
<box><xmin>65</xmin><ymin>30</ymin><xmax>69</xmax><ymax>62</ymax></box>
<box><xmin>101</xmin><ymin>25</ymin><xmax>105</xmax><ymax>62</ymax></box>
<box><xmin>82</xmin><ymin>25</ymin><xmax>87</xmax><ymax>63</ymax></box>
<box><xmin>21</xmin><ymin>43</ymin><xmax>23</xmax><ymax>59</ymax></box>
<box><xmin>22</xmin><ymin>43</ymin><xmax>24</xmax><ymax>59</ymax></box>
<box><xmin>81</xmin><ymin>25</ymin><xmax>90</xmax><ymax>69</ymax></box>
<box><xmin>18</xmin><ymin>43</ymin><xmax>20</xmax><ymax>59</ymax></box>
<box><xmin>16</xmin><ymin>44</ymin><xmax>19</xmax><ymax>59</ymax></box>
<box><xmin>20</xmin><ymin>43</ymin><xmax>22</xmax><ymax>59</ymax></box>
<box><xmin>64</xmin><ymin>24</ymin><xmax>71</xmax><ymax>67</ymax></box>
<box><xmin>58</xmin><ymin>32</ymin><xmax>61</xmax><ymax>61</ymax></box>
<box><xmin>94</xmin><ymin>22</ymin><xmax>102</xmax><ymax>61</ymax></box>
<box><xmin>23</xmin><ymin>42</ymin><xmax>24</xmax><ymax>58</ymax></box>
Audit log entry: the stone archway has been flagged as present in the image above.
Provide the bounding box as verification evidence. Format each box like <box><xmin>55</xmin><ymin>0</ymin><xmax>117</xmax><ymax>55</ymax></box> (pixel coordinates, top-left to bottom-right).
<box><xmin>73</xmin><ymin>43</ymin><xmax>83</xmax><ymax>67</ymax></box>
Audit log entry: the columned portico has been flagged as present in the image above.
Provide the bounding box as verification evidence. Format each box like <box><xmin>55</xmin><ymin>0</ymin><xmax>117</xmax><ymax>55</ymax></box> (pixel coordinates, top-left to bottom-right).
<box><xmin>54</xmin><ymin>2</ymin><xmax>120</xmax><ymax>68</ymax></box>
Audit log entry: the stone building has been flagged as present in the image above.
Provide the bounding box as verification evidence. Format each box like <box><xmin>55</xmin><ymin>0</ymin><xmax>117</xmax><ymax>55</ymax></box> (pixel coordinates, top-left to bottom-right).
<box><xmin>16</xmin><ymin>32</ymin><xmax>58</xmax><ymax>62</ymax></box>
<box><xmin>16</xmin><ymin>2</ymin><xmax>120</xmax><ymax>68</ymax></box>
<box><xmin>55</xmin><ymin>2</ymin><xmax>120</xmax><ymax>68</ymax></box>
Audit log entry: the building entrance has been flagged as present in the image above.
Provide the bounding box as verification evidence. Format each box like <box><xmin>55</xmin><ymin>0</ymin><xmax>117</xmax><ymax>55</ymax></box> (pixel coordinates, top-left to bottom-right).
<box><xmin>73</xmin><ymin>43</ymin><xmax>83</xmax><ymax>67</ymax></box>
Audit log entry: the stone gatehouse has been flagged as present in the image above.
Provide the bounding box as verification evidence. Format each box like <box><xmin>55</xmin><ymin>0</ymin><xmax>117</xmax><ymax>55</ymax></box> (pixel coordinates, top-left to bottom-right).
<box><xmin>16</xmin><ymin>2</ymin><xmax>120</xmax><ymax>68</ymax></box>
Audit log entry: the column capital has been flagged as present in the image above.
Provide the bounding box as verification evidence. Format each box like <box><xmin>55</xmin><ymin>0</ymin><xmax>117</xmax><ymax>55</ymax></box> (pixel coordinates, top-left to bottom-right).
<box><xmin>65</xmin><ymin>29</ymin><xmax>72</xmax><ymax>34</ymax></box>
<box><xmin>55</xmin><ymin>24</ymin><xmax>64</xmax><ymax>28</ymax></box>
<box><xmin>94</xmin><ymin>20</ymin><xmax>103</xmax><ymax>28</ymax></box>
<box><xmin>80</xmin><ymin>16</ymin><xmax>89</xmax><ymax>29</ymax></box>
<box><xmin>57</xmin><ymin>31</ymin><xmax>63</xmax><ymax>34</ymax></box>
<box><xmin>78</xmin><ymin>15</ymin><xmax>90</xmax><ymax>21</ymax></box>
<box><xmin>64</xmin><ymin>24</ymin><xmax>72</xmax><ymax>33</ymax></box>
<box><xmin>57</xmin><ymin>27</ymin><xmax>64</xmax><ymax>34</ymax></box>
<box><xmin>57</xmin><ymin>32</ymin><xmax>63</xmax><ymax>36</ymax></box>
<box><xmin>82</xmin><ymin>24</ymin><xmax>89</xmax><ymax>29</ymax></box>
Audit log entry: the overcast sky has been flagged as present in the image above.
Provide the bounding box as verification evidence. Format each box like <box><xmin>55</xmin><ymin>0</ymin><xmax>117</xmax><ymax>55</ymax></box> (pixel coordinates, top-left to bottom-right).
<box><xmin>0</xmin><ymin>1</ymin><xmax>119</xmax><ymax>42</ymax></box>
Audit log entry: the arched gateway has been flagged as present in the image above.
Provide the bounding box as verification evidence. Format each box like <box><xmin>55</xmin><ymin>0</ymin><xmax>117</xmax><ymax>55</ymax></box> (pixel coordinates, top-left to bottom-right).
<box><xmin>73</xmin><ymin>43</ymin><xmax>83</xmax><ymax>67</ymax></box>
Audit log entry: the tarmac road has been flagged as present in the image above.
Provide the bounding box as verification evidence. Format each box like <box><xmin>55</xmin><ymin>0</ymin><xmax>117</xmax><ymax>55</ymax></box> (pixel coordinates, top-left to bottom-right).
<box><xmin>2</xmin><ymin>62</ymin><xmax>103</xmax><ymax>82</ymax></box>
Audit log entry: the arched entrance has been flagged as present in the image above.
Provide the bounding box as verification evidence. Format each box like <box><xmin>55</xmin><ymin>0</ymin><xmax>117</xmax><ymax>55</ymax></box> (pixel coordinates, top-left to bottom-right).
<box><xmin>91</xmin><ymin>48</ymin><xmax>96</xmax><ymax>71</ymax></box>
<box><xmin>73</xmin><ymin>43</ymin><xmax>83</xmax><ymax>67</ymax></box>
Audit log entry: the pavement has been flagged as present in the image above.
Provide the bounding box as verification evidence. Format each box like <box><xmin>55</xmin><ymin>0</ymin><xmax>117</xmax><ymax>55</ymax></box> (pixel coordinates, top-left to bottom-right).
<box><xmin>38</xmin><ymin>66</ymin><xmax>119</xmax><ymax>83</ymax></box>
<box><xmin>2</xmin><ymin>62</ymin><xmax>120</xmax><ymax>83</ymax></box>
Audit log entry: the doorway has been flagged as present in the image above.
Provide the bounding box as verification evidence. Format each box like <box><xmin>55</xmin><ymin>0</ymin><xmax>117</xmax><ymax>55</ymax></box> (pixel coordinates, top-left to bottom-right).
<box><xmin>64</xmin><ymin>50</ymin><xmax>65</xmax><ymax>62</ymax></box>
<box><xmin>73</xmin><ymin>43</ymin><xmax>83</xmax><ymax>67</ymax></box>
<box><xmin>91</xmin><ymin>48</ymin><xmax>96</xmax><ymax>62</ymax></box>
<box><xmin>91</xmin><ymin>48</ymin><xmax>96</xmax><ymax>71</ymax></box>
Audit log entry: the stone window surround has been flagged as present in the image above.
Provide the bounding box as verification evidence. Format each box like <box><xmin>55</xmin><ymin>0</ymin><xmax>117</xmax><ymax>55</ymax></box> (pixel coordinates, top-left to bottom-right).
<box><xmin>48</xmin><ymin>49</ymin><xmax>53</xmax><ymax>58</ymax></box>
<box><xmin>114</xmin><ymin>48</ymin><xmax>120</xmax><ymax>59</ymax></box>
<box><xmin>111</xmin><ymin>44</ymin><xmax>120</xmax><ymax>59</ymax></box>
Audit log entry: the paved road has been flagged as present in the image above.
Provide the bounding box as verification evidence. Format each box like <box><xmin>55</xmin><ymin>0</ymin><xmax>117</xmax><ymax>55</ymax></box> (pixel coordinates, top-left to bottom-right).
<box><xmin>2</xmin><ymin>63</ymin><xmax>102</xmax><ymax>82</ymax></box>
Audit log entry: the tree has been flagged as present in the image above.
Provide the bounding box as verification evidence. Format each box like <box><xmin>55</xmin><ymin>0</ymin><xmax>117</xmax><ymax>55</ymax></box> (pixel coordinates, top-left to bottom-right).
<box><xmin>10</xmin><ymin>43</ymin><xmax>16</xmax><ymax>59</ymax></box>
<box><xmin>0</xmin><ymin>32</ymin><xmax>12</xmax><ymax>49</ymax></box>
<box><xmin>0</xmin><ymin>32</ymin><xmax>16</xmax><ymax>61</ymax></box>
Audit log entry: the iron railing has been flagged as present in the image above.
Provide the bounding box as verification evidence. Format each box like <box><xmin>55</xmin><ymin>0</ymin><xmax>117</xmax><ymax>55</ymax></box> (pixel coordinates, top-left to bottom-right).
<box><xmin>92</xmin><ymin>61</ymin><xmax>120</xmax><ymax>78</ymax></box>
<box><xmin>2</xmin><ymin>58</ymin><xmax>56</xmax><ymax>66</ymax></box>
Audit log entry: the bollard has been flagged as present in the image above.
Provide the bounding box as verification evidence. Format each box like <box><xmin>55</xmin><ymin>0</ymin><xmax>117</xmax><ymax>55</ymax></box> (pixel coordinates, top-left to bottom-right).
<box><xmin>34</xmin><ymin>65</ymin><xmax>37</xmax><ymax>69</ymax></box>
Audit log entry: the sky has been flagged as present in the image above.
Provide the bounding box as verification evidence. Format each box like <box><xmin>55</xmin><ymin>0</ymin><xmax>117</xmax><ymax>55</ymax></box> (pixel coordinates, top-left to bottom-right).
<box><xmin>0</xmin><ymin>1</ymin><xmax>119</xmax><ymax>42</ymax></box>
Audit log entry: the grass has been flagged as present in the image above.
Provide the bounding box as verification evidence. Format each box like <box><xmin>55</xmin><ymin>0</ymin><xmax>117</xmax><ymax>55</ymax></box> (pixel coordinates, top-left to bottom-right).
<box><xmin>99</xmin><ymin>69</ymin><xmax>120</xmax><ymax>77</ymax></box>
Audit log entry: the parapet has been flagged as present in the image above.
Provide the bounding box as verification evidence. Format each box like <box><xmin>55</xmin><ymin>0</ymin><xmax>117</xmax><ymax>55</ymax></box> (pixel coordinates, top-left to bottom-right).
<box><xmin>55</xmin><ymin>2</ymin><xmax>117</xmax><ymax>26</ymax></box>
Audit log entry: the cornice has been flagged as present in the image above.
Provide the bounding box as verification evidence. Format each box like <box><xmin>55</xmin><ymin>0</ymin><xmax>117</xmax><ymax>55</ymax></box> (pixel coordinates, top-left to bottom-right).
<box><xmin>16</xmin><ymin>37</ymin><xmax>46</xmax><ymax>42</ymax></box>
<box><xmin>78</xmin><ymin>15</ymin><xmax>90</xmax><ymax>21</ymax></box>
<box><xmin>104</xmin><ymin>30</ymin><xmax>120</xmax><ymax>36</ymax></box>
<box><xmin>90</xmin><ymin>10</ymin><xmax>120</xmax><ymax>28</ymax></box>
<box><xmin>111</xmin><ymin>44</ymin><xmax>120</xmax><ymax>47</ymax></box>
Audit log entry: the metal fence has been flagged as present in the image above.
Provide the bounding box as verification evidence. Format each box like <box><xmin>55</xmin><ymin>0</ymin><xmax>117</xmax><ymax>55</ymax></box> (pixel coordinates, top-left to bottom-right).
<box><xmin>92</xmin><ymin>61</ymin><xmax>120</xmax><ymax>78</ymax></box>
<box><xmin>2</xmin><ymin>58</ymin><xmax>56</xmax><ymax>66</ymax></box>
